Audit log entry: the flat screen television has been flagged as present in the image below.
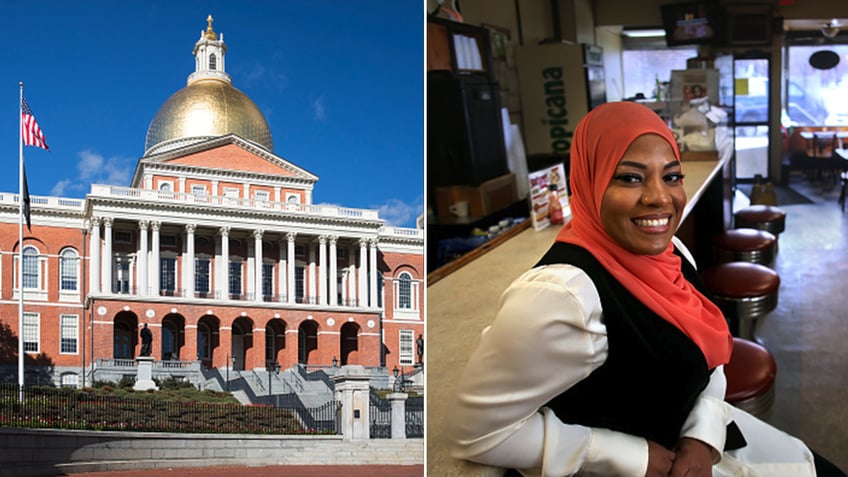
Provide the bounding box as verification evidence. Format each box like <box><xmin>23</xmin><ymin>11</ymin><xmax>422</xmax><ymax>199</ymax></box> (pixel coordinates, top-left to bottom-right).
<box><xmin>660</xmin><ymin>2</ymin><xmax>722</xmax><ymax>47</ymax></box>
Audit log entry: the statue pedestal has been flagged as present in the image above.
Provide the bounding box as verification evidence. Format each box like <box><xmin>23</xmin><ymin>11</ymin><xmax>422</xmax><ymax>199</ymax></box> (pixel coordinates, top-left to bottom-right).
<box><xmin>133</xmin><ymin>356</ymin><xmax>159</xmax><ymax>391</ymax></box>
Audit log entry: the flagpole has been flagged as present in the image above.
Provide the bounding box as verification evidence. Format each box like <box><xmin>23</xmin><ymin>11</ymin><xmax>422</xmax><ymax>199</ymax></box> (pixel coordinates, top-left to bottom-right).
<box><xmin>18</xmin><ymin>82</ymin><xmax>25</xmax><ymax>402</ymax></box>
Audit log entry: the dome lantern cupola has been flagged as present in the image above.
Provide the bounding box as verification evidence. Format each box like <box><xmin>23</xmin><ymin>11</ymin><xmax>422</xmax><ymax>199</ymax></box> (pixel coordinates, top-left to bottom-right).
<box><xmin>144</xmin><ymin>15</ymin><xmax>274</xmax><ymax>156</ymax></box>
<box><xmin>188</xmin><ymin>15</ymin><xmax>230</xmax><ymax>85</ymax></box>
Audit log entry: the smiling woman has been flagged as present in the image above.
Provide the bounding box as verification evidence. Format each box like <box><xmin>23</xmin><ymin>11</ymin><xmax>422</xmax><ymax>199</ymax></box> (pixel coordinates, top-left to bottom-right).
<box><xmin>442</xmin><ymin>102</ymin><xmax>834</xmax><ymax>477</ymax></box>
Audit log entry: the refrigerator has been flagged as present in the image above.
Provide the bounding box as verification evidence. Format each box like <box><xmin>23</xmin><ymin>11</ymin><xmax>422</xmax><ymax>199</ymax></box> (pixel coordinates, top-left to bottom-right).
<box><xmin>515</xmin><ymin>43</ymin><xmax>607</xmax><ymax>156</ymax></box>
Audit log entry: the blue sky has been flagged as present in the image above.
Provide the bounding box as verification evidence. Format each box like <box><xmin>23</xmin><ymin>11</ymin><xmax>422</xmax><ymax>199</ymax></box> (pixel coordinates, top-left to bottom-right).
<box><xmin>0</xmin><ymin>1</ymin><xmax>424</xmax><ymax>227</ymax></box>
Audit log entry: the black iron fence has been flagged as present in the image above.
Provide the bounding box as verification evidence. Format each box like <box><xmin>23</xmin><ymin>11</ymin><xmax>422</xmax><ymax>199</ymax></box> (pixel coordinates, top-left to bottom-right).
<box><xmin>0</xmin><ymin>384</ymin><xmax>339</xmax><ymax>435</ymax></box>
<box><xmin>369</xmin><ymin>391</ymin><xmax>392</xmax><ymax>439</ymax></box>
<box><xmin>406</xmin><ymin>395</ymin><xmax>423</xmax><ymax>438</ymax></box>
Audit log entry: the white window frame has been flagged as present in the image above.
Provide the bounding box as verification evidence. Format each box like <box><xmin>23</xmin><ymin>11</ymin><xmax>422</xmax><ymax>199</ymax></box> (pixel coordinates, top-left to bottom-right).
<box><xmin>393</xmin><ymin>271</ymin><xmax>419</xmax><ymax>318</ymax></box>
<box><xmin>23</xmin><ymin>312</ymin><xmax>40</xmax><ymax>354</ymax></box>
<box><xmin>195</xmin><ymin>255</ymin><xmax>212</xmax><ymax>297</ymax></box>
<box><xmin>15</xmin><ymin>246</ymin><xmax>48</xmax><ymax>301</ymax></box>
<box><xmin>113</xmin><ymin>254</ymin><xmax>134</xmax><ymax>294</ymax></box>
<box><xmin>60</xmin><ymin>373</ymin><xmax>79</xmax><ymax>388</ymax></box>
<box><xmin>60</xmin><ymin>314</ymin><xmax>79</xmax><ymax>355</ymax></box>
<box><xmin>399</xmin><ymin>330</ymin><xmax>414</xmax><ymax>366</ymax></box>
<box><xmin>59</xmin><ymin>248</ymin><xmax>80</xmax><ymax>301</ymax></box>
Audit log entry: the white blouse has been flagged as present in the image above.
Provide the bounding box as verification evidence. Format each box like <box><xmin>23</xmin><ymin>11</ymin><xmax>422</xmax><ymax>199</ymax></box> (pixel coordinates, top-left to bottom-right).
<box><xmin>444</xmin><ymin>239</ymin><xmax>815</xmax><ymax>477</ymax></box>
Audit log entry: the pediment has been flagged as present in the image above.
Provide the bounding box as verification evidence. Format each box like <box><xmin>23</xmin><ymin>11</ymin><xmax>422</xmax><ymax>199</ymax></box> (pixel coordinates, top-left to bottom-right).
<box><xmin>134</xmin><ymin>134</ymin><xmax>318</xmax><ymax>184</ymax></box>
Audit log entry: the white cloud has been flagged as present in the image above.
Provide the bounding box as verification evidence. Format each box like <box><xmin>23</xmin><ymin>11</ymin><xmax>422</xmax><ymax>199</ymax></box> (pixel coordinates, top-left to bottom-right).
<box><xmin>53</xmin><ymin>149</ymin><xmax>135</xmax><ymax>196</ymax></box>
<box><xmin>312</xmin><ymin>95</ymin><xmax>326</xmax><ymax>121</ymax></box>
<box><xmin>375</xmin><ymin>196</ymin><xmax>424</xmax><ymax>228</ymax></box>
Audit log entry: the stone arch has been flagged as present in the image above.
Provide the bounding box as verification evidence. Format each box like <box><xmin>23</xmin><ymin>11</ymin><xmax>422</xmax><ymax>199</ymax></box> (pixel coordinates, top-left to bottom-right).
<box><xmin>113</xmin><ymin>311</ymin><xmax>138</xmax><ymax>359</ymax></box>
<box><xmin>340</xmin><ymin>321</ymin><xmax>361</xmax><ymax>365</ymax></box>
<box><xmin>265</xmin><ymin>318</ymin><xmax>287</xmax><ymax>366</ymax></box>
<box><xmin>231</xmin><ymin>316</ymin><xmax>255</xmax><ymax>371</ymax></box>
<box><xmin>161</xmin><ymin>313</ymin><xmax>185</xmax><ymax>361</ymax></box>
<box><xmin>197</xmin><ymin>315</ymin><xmax>220</xmax><ymax>365</ymax></box>
<box><xmin>298</xmin><ymin>320</ymin><xmax>319</xmax><ymax>365</ymax></box>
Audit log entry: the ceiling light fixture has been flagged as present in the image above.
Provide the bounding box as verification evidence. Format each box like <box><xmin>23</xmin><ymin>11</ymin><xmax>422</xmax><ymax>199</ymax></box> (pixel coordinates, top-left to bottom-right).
<box><xmin>622</xmin><ymin>28</ymin><xmax>666</xmax><ymax>38</ymax></box>
<box><xmin>821</xmin><ymin>19</ymin><xmax>841</xmax><ymax>39</ymax></box>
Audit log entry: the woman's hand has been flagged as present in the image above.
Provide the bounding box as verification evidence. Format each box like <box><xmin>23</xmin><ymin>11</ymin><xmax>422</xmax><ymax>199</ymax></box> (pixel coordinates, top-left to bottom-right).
<box><xmin>670</xmin><ymin>437</ymin><xmax>713</xmax><ymax>477</ymax></box>
<box><xmin>645</xmin><ymin>440</ymin><xmax>675</xmax><ymax>477</ymax></box>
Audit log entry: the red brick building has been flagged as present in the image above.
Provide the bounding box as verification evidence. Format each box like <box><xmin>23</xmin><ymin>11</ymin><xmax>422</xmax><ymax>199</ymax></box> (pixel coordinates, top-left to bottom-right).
<box><xmin>0</xmin><ymin>17</ymin><xmax>423</xmax><ymax>388</ymax></box>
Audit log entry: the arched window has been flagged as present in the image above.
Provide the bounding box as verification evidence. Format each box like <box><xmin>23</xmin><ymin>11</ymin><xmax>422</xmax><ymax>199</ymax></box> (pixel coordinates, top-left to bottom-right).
<box><xmin>209</xmin><ymin>53</ymin><xmax>217</xmax><ymax>70</ymax></box>
<box><xmin>22</xmin><ymin>246</ymin><xmax>39</xmax><ymax>289</ymax></box>
<box><xmin>60</xmin><ymin>248</ymin><xmax>79</xmax><ymax>292</ymax></box>
<box><xmin>397</xmin><ymin>272</ymin><xmax>412</xmax><ymax>309</ymax></box>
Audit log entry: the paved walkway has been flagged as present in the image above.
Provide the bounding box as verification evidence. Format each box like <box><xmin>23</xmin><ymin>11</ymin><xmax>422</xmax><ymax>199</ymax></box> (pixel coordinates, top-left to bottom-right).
<box><xmin>71</xmin><ymin>465</ymin><xmax>423</xmax><ymax>476</ymax></box>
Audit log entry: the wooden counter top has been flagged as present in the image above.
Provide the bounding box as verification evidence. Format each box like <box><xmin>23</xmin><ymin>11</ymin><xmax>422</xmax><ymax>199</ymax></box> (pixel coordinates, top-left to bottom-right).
<box><xmin>425</xmin><ymin>153</ymin><xmax>729</xmax><ymax>476</ymax></box>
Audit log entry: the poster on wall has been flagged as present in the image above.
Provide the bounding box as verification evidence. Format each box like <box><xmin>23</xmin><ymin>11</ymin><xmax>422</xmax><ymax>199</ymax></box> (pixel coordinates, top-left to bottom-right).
<box><xmin>528</xmin><ymin>163</ymin><xmax>570</xmax><ymax>231</ymax></box>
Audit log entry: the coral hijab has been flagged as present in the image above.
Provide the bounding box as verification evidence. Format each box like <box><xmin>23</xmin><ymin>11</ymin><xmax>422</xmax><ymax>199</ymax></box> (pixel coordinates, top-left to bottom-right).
<box><xmin>556</xmin><ymin>102</ymin><xmax>732</xmax><ymax>369</ymax></box>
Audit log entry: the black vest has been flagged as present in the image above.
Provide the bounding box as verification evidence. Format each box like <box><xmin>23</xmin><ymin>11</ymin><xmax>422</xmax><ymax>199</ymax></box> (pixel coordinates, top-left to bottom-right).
<box><xmin>535</xmin><ymin>242</ymin><xmax>713</xmax><ymax>449</ymax></box>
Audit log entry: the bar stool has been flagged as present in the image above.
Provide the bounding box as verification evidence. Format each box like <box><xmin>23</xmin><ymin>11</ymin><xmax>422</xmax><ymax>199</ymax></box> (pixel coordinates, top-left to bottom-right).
<box><xmin>734</xmin><ymin>205</ymin><xmax>786</xmax><ymax>237</ymax></box>
<box><xmin>724</xmin><ymin>337</ymin><xmax>777</xmax><ymax>419</ymax></box>
<box><xmin>701</xmin><ymin>262</ymin><xmax>780</xmax><ymax>341</ymax></box>
<box><xmin>713</xmin><ymin>228</ymin><xmax>777</xmax><ymax>266</ymax></box>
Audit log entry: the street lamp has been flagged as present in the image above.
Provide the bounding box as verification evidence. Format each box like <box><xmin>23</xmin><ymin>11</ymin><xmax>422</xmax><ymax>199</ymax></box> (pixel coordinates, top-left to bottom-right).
<box><xmin>332</xmin><ymin>356</ymin><xmax>338</xmax><ymax>368</ymax></box>
<box><xmin>225</xmin><ymin>353</ymin><xmax>230</xmax><ymax>391</ymax></box>
<box><xmin>392</xmin><ymin>365</ymin><xmax>404</xmax><ymax>392</ymax></box>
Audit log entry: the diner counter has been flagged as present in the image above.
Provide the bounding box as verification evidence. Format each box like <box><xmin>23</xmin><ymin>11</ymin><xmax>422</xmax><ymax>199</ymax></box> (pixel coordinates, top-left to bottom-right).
<box><xmin>426</xmin><ymin>152</ymin><xmax>730</xmax><ymax>476</ymax></box>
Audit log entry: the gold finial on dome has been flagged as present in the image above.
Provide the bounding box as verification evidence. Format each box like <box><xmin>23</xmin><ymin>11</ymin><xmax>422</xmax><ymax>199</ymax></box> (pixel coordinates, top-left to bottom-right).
<box><xmin>204</xmin><ymin>14</ymin><xmax>217</xmax><ymax>40</ymax></box>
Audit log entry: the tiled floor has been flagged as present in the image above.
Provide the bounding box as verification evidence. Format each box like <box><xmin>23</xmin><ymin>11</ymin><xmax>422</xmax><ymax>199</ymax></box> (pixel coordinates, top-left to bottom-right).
<box><xmin>751</xmin><ymin>171</ymin><xmax>848</xmax><ymax>469</ymax></box>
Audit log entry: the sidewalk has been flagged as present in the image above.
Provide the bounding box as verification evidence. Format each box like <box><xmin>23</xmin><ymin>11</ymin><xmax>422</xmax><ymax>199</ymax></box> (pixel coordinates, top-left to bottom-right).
<box><xmin>71</xmin><ymin>465</ymin><xmax>424</xmax><ymax>477</ymax></box>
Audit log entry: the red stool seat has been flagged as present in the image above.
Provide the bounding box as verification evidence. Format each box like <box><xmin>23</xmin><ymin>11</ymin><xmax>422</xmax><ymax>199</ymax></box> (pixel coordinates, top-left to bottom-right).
<box><xmin>701</xmin><ymin>262</ymin><xmax>780</xmax><ymax>340</ymax></box>
<box><xmin>735</xmin><ymin>205</ymin><xmax>786</xmax><ymax>236</ymax></box>
<box><xmin>724</xmin><ymin>337</ymin><xmax>776</xmax><ymax>418</ymax></box>
<box><xmin>713</xmin><ymin>228</ymin><xmax>777</xmax><ymax>265</ymax></box>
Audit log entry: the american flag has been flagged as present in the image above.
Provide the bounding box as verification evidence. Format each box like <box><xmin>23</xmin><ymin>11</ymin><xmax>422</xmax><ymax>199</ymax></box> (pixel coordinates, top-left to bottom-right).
<box><xmin>21</xmin><ymin>97</ymin><xmax>49</xmax><ymax>150</ymax></box>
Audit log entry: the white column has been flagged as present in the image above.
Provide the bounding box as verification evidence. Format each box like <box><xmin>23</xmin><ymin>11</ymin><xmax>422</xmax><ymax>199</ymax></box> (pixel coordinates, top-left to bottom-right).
<box><xmin>89</xmin><ymin>217</ymin><xmax>101</xmax><ymax>294</ymax></box>
<box><xmin>185</xmin><ymin>224</ymin><xmax>196</xmax><ymax>297</ymax></box>
<box><xmin>347</xmin><ymin>247</ymin><xmax>356</xmax><ymax>307</ymax></box>
<box><xmin>102</xmin><ymin>218</ymin><xmax>113</xmax><ymax>294</ymax></box>
<box><xmin>358</xmin><ymin>239</ymin><xmax>367</xmax><ymax>308</ymax></box>
<box><xmin>219</xmin><ymin>227</ymin><xmax>230</xmax><ymax>300</ymax></box>
<box><xmin>254</xmin><ymin>229</ymin><xmax>264</xmax><ymax>302</ymax></box>
<box><xmin>150</xmin><ymin>221</ymin><xmax>161</xmax><ymax>296</ymax></box>
<box><xmin>369</xmin><ymin>238</ymin><xmax>378</xmax><ymax>308</ymax></box>
<box><xmin>308</xmin><ymin>242</ymin><xmax>316</xmax><ymax>304</ymax></box>
<box><xmin>328</xmin><ymin>236</ymin><xmax>338</xmax><ymax>306</ymax></box>
<box><xmin>138</xmin><ymin>220</ymin><xmax>149</xmax><ymax>296</ymax></box>
<box><xmin>318</xmin><ymin>235</ymin><xmax>328</xmax><ymax>306</ymax></box>
<box><xmin>278</xmin><ymin>240</ymin><xmax>287</xmax><ymax>302</ymax></box>
<box><xmin>287</xmin><ymin>232</ymin><xmax>296</xmax><ymax>304</ymax></box>
<box><xmin>178</xmin><ymin>177</ymin><xmax>186</xmax><ymax>193</ymax></box>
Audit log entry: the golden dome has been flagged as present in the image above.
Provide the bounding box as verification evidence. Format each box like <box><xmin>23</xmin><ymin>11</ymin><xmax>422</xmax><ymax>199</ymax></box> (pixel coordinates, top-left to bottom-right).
<box><xmin>144</xmin><ymin>78</ymin><xmax>273</xmax><ymax>155</ymax></box>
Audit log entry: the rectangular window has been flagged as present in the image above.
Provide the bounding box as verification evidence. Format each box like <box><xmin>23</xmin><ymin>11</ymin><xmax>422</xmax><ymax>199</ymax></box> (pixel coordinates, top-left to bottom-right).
<box><xmin>114</xmin><ymin>230</ymin><xmax>133</xmax><ymax>244</ymax></box>
<box><xmin>295</xmin><ymin>265</ymin><xmax>305</xmax><ymax>302</ymax></box>
<box><xmin>161</xmin><ymin>257</ymin><xmax>176</xmax><ymax>293</ymax></box>
<box><xmin>229</xmin><ymin>261</ymin><xmax>242</xmax><ymax>298</ymax></box>
<box><xmin>223</xmin><ymin>187</ymin><xmax>240</xmax><ymax>198</ymax></box>
<box><xmin>114</xmin><ymin>260</ymin><xmax>130</xmax><ymax>294</ymax></box>
<box><xmin>60</xmin><ymin>253</ymin><xmax>78</xmax><ymax>291</ymax></box>
<box><xmin>23</xmin><ymin>312</ymin><xmax>39</xmax><ymax>353</ymax></box>
<box><xmin>22</xmin><ymin>251</ymin><xmax>38</xmax><ymax>289</ymax></box>
<box><xmin>195</xmin><ymin>258</ymin><xmax>210</xmax><ymax>295</ymax></box>
<box><xmin>191</xmin><ymin>185</ymin><xmax>207</xmax><ymax>195</ymax></box>
<box><xmin>399</xmin><ymin>330</ymin><xmax>414</xmax><ymax>366</ymax></box>
<box><xmin>60</xmin><ymin>314</ymin><xmax>78</xmax><ymax>354</ymax></box>
<box><xmin>254</xmin><ymin>190</ymin><xmax>270</xmax><ymax>201</ymax></box>
<box><xmin>161</xmin><ymin>234</ymin><xmax>177</xmax><ymax>247</ymax></box>
<box><xmin>262</xmin><ymin>263</ymin><xmax>274</xmax><ymax>299</ymax></box>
